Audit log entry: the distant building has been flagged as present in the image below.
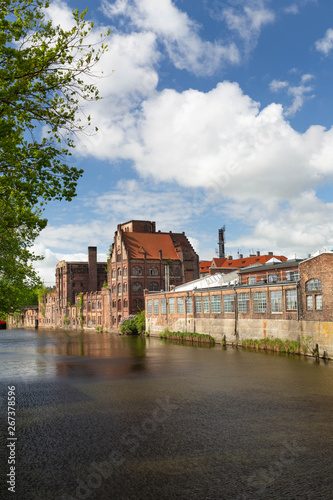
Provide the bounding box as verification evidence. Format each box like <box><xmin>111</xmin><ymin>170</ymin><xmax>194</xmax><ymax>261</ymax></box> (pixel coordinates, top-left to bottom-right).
<box><xmin>145</xmin><ymin>251</ymin><xmax>333</xmax><ymax>358</ymax></box>
<box><xmin>108</xmin><ymin>220</ymin><xmax>199</xmax><ymax>327</ymax></box>
<box><xmin>28</xmin><ymin>220</ymin><xmax>199</xmax><ymax>330</ymax></box>
<box><xmin>200</xmin><ymin>253</ymin><xmax>288</xmax><ymax>276</ymax></box>
<box><xmin>56</xmin><ymin>247</ymin><xmax>107</xmax><ymax>307</ymax></box>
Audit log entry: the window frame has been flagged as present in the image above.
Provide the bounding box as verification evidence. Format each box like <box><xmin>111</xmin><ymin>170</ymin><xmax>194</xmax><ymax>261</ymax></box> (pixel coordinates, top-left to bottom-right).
<box><xmin>253</xmin><ymin>292</ymin><xmax>267</xmax><ymax>313</ymax></box>
<box><xmin>224</xmin><ymin>294</ymin><xmax>235</xmax><ymax>313</ymax></box>
<box><xmin>271</xmin><ymin>290</ymin><xmax>282</xmax><ymax>313</ymax></box>
<box><xmin>286</xmin><ymin>289</ymin><xmax>297</xmax><ymax>311</ymax></box>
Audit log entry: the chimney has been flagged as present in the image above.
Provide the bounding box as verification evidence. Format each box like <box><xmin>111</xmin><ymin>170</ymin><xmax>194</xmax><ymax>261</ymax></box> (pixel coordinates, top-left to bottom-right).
<box><xmin>268</xmin><ymin>251</ymin><xmax>273</xmax><ymax>256</ymax></box>
<box><xmin>239</xmin><ymin>254</ymin><xmax>243</xmax><ymax>259</ymax></box>
<box><xmin>88</xmin><ymin>247</ymin><xmax>98</xmax><ymax>292</ymax></box>
<box><xmin>228</xmin><ymin>255</ymin><xmax>233</xmax><ymax>260</ymax></box>
<box><xmin>218</xmin><ymin>226</ymin><xmax>226</xmax><ymax>259</ymax></box>
<box><xmin>256</xmin><ymin>251</ymin><xmax>260</xmax><ymax>256</ymax></box>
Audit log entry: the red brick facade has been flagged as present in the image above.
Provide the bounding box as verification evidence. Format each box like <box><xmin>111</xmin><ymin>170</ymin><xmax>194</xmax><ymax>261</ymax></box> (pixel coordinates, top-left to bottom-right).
<box><xmin>17</xmin><ymin>221</ymin><xmax>198</xmax><ymax>331</ymax></box>
<box><xmin>299</xmin><ymin>253</ymin><xmax>333</xmax><ymax>321</ymax></box>
<box><xmin>145</xmin><ymin>253</ymin><xmax>333</xmax><ymax>358</ymax></box>
<box><xmin>108</xmin><ymin>220</ymin><xmax>199</xmax><ymax>327</ymax></box>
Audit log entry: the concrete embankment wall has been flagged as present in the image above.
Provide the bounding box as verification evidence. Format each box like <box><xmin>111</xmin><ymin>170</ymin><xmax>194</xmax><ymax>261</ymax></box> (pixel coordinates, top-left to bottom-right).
<box><xmin>146</xmin><ymin>316</ymin><xmax>333</xmax><ymax>359</ymax></box>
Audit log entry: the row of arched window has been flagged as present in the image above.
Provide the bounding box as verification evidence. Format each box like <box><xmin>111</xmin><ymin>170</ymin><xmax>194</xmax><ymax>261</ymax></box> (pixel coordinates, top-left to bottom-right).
<box><xmin>112</xmin><ymin>266</ymin><xmax>180</xmax><ymax>277</ymax></box>
<box><xmin>110</xmin><ymin>282</ymin><xmax>160</xmax><ymax>293</ymax></box>
<box><xmin>111</xmin><ymin>298</ymin><xmax>143</xmax><ymax>310</ymax></box>
<box><xmin>112</xmin><ymin>267</ymin><xmax>128</xmax><ymax>278</ymax></box>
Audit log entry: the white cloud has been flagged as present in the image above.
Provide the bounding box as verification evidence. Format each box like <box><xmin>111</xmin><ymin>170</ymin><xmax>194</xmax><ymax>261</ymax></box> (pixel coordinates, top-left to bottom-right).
<box><xmin>284</xmin><ymin>4</ymin><xmax>299</xmax><ymax>14</ymax></box>
<box><xmin>315</xmin><ymin>28</ymin><xmax>333</xmax><ymax>55</ymax></box>
<box><xmin>269</xmin><ymin>74</ymin><xmax>314</xmax><ymax>115</ymax></box>
<box><xmin>270</xmin><ymin>79</ymin><xmax>289</xmax><ymax>92</ymax></box>
<box><xmin>101</xmin><ymin>0</ymin><xmax>239</xmax><ymax>75</ymax></box>
<box><xmin>227</xmin><ymin>191</ymin><xmax>333</xmax><ymax>257</ymax></box>
<box><xmin>223</xmin><ymin>1</ymin><xmax>275</xmax><ymax>52</ymax></box>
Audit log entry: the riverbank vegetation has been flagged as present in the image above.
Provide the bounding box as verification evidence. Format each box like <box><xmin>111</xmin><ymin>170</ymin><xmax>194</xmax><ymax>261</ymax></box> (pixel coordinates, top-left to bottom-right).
<box><xmin>241</xmin><ymin>336</ymin><xmax>316</xmax><ymax>356</ymax></box>
<box><xmin>160</xmin><ymin>329</ymin><xmax>215</xmax><ymax>345</ymax></box>
<box><xmin>120</xmin><ymin>311</ymin><xmax>146</xmax><ymax>335</ymax></box>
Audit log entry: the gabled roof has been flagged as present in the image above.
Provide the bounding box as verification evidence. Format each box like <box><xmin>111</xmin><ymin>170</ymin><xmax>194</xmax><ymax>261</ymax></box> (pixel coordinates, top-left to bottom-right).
<box><xmin>199</xmin><ymin>261</ymin><xmax>212</xmax><ymax>273</ymax></box>
<box><xmin>211</xmin><ymin>255</ymin><xmax>287</xmax><ymax>269</ymax></box>
<box><xmin>122</xmin><ymin>232</ymin><xmax>180</xmax><ymax>260</ymax></box>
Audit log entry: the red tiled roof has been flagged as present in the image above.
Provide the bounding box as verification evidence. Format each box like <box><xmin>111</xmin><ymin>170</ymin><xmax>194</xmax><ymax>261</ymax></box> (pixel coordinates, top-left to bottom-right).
<box><xmin>211</xmin><ymin>255</ymin><xmax>287</xmax><ymax>269</ymax></box>
<box><xmin>122</xmin><ymin>232</ymin><xmax>180</xmax><ymax>260</ymax></box>
<box><xmin>199</xmin><ymin>261</ymin><xmax>212</xmax><ymax>273</ymax></box>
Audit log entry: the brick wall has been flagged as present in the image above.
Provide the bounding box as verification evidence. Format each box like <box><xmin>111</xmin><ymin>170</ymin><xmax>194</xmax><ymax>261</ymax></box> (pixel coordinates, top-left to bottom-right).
<box><xmin>299</xmin><ymin>253</ymin><xmax>333</xmax><ymax>321</ymax></box>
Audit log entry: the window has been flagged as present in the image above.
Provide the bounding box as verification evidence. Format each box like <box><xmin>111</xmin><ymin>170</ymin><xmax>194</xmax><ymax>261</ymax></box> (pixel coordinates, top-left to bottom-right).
<box><xmin>117</xmin><ymin>268</ymin><xmax>121</xmax><ymax>277</ymax></box>
<box><xmin>161</xmin><ymin>299</ymin><xmax>167</xmax><ymax>315</ymax></box>
<box><xmin>175</xmin><ymin>267</ymin><xmax>180</xmax><ymax>276</ymax></box>
<box><xmin>147</xmin><ymin>300</ymin><xmax>152</xmax><ymax>314</ymax></box>
<box><xmin>177</xmin><ymin>297</ymin><xmax>184</xmax><ymax>314</ymax></box>
<box><xmin>224</xmin><ymin>295</ymin><xmax>235</xmax><ymax>313</ymax></box>
<box><xmin>154</xmin><ymin>299</ymin><xmax>159</xmax><ymax>315</ymax></box>
<box><xmin>307</xmin><ymin>295</ymin><xmax>313</xmax><ymax>310</ymax></box>
<box><xmin>112</xmin><ymin>269</ymin><xmax>116</xmax><ymax>279</ymax></box>
<box><xmin>286</xmin><ymin>271</ymin><xmax>295</xmax><ymax>281</ymax></box>
<box><xmin>195</xmin><ymin>297</ymin><xmax>202</xmax><ymax>313</ymax></box>
<box><xmin>211</xmin><ymin>295</ymin><xmax>221</xmax><ymax>313</ymax></box>
<box><xmin>306</xmin><ymin>279</ymin><xmax>321</xmax><ymax>291</ymax></box>
<box><xmin>271</xmin><ymin>291</ymin><xmax>282</xmax><ymax>313</ymax></box>
<box><xmin>238</xmin><ymin>293</ymin><xmax>249</xmax><ymax>313</ymax></box>
<box><xmin>149</xmin><ymin>282</ymin><xmax>159</xmax><ymax>292</ymax></box>
<box><xmin>132</xmin><ymin>282</ymin><xmax>143</xmax><ymax>292</ymax></box>
<box><xmin>248</xmin><ymin>276</ymin><xmax>256</xmax><ymax>285</ymax></box>
<box><xmin>112</xmin><ymin>284</ymin><xmax>116</xmax><ymax>294</ymax></box>
<box><xmin>253</xmin><ymin>292</ymin><xmax>267</xmax><ymax>313</ymax></box>
<box><xmin>149</xmin><ymin>267</ymin><xmax>158</xmax><ymax>276</ymax></box>
<box><xmin>268</xmin><ymin>274</ymin><xmax>277</xmax><ymax>283</ymax></box>
<box><xmin>123</xmin><ymin>283</ymin><xmax>127</xmax><ymax>293</ymax></box>
<box><xmin>169</xmin><ymin>298</ymin><xmax>175</xmax><ymax>314</ymax></box>
<box><xmin>118</xmin><ymin>283</ymin><xmax>122</xmax><ymax>295</ymax></box>
<box><xmin>123</xmin><ymin>267</ymin><xmax>127</xmax><ymax>277</ymax></box>
<box><xmin>286</xmin><ymin>289</ymin><xmax>297</xmax><ymax>311</ymax></box>
<box><xmin>186</xmin><ymin>297</ymin><xmax>193</xmax><ymax>314</ymax></box>
<box><xmin>117</xmin><ymin>253</ymin><xmax>121</xmax><ymax>262</ymax></box>
<box><xmin>133</xmin><ymin>298</ymin><xmax>142</xmax><ymax>309</ymax></box>
<box><xmin>132</xmin><ymin>266</ymin><xmax>143</xmax><ymax>276</ymax></box>
<box><xmin>203</xmin><ymin>296</ymin><xmax>210</xmax><ymax>313</ymax></box>
<box><xmin>123</xmin><ymin>299</ymin><xmax>128</xmax><ymax>308</ymax></box>
<box><xmin>316</xmin><ymin>295</ymin><xmax>322</xmax><ymax>311</ymax></box>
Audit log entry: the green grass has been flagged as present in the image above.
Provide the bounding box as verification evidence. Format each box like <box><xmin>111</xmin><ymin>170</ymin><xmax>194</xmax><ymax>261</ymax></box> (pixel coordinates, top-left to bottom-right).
<box><xmin>160</xmin><ymin>329</ymin><xmax>215</xmax><ymax>346</ymax></box>
<box><xmin>241</xmin><ymin>337</ymin><xmax>301</xmax><ymax>354</ymax></box>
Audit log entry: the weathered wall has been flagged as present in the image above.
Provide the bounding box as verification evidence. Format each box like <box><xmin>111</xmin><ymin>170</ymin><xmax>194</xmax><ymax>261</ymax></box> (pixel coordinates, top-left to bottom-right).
<box><xmin>146</xmin><ymin>315</ymin><xmax>333</xmax><ymax>359</ymax></box>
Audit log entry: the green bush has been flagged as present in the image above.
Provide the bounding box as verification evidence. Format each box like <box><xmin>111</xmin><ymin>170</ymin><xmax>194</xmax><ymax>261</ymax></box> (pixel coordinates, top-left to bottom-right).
<box><xmin>120</xmin><ymin>311</ymin><xmax>146</xmax><ymax>335</ymax></box>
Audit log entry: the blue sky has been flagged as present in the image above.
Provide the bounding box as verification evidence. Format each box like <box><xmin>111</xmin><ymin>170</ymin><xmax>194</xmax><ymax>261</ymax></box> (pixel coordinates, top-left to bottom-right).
<box><xmin>33</xmin><ymin>0</ymin><xmax>333</xmax><ymax>285</ymax></box>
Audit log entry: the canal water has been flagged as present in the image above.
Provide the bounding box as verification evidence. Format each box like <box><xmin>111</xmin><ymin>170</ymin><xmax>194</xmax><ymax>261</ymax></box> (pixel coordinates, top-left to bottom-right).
<box><xmin>0</xmin><ymin>328</ymin><xmax>333</xmax><ymax>500</ymax></box>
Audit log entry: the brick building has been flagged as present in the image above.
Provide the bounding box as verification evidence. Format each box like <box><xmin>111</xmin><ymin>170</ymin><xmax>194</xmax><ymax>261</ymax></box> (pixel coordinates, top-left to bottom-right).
<box><xmin>200</xmin><ymin>253</ymin><xmax>287</xmax><ymax>276</ymax></box>
<box><xmin>145</xmin><ymin>252</ymin><xmax>333</xmax><ymax>358</ymax></box>
<box><xmin>31</xmin><ymin>220</ymin><xmax>199</xmax><ymax>330</ymax></box>
<box><xmin>56</xmin><ymin>247</ymin><xmax>107</xmax><ymax>307</ymax></box>
<box><xmin>108</xmin><ymin>220</ymin><xmax>199</xmax><ymax>327</ymax></box>
<box><xmin>299</xmin><ymin>252</ymin><xmax>333</xmax><ymax>321</ymax></box>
